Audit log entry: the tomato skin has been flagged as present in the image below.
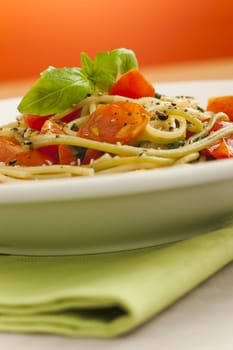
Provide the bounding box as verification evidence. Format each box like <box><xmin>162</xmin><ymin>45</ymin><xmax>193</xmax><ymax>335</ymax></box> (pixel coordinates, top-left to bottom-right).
<box><xmin>0</xmin><ymin>136</ymin><xmax>58</xmax><ymax>166</ymax></box>
<box><xmin>82</xmin><ymin>149</ymin><xmax>102</xmax><ymax>165</ymax></box>
<box><xmin>61</xmin><ymin>109</ymin><xmax>81</xmax><ymax>123</ymax></box>
<box><xmin>204</xmin><ymin>118</ymin><xmax>233</xmax><ymax>159</ymax></box>
<box><xmin>58</xmin><ymin>145</ymin><xmax>102</xmax><ymax>165</ymax></box>
<box><xmin>58</xmin><ymin>145</ymin><xmax>76</xmax><ymax>165</ymax></box>
<box><xmin>204</xmin><ymin>137</ymin><xmax>233</xmax><ymax>159</ymax></box>
<box><xmin>207</xmin><ymin>96</ymin><xmax>233</xmax><ymax>122</ymax></box>
<box><xmin>15</xmin><ymin>148</ymin><xmax>58</xmax><ymax>166</ymax></box>
<box><xmin>109</xmin><ymin>69</ymin><xmax>155</xmax><ymax>99</ymax></box>
<box><xmin>37</xmin><ymin>146</ymin><xmax>58</xmax><ymax>164</ymax></box>
<box><xmin>209</xmin><ymin>119</ymin><xmax>232</xmax><ymax>132</ymax></box>
<box><xmin>23</xmin><ymin>114</ymin><xmax>50</xmax><ymax>131</ymax></box>
<box><xmin>78</xmin><ymin>101</ymin><xmax>151</xmax><ymax>144</ymax></box>
<box><xmin>0</xmin><ymin>136</ymin><xmax>23</xmax><ymax>164</ymax></box>
<box><xmin>40</xmin><ymin>119</ymin><xmax>66</xmax><ymax>135</ymax></box>
<box><xmin>23</xmin><ymin>109</ymin><xmax>81</xmax><ymax>132</ymax></box>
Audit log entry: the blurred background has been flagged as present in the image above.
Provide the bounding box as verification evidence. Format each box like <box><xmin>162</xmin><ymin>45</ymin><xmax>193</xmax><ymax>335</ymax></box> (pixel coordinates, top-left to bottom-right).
<box><xmin>0</xmin><ymin>0</ymin><xmax>233</xmax><ymax>82</ymax></box>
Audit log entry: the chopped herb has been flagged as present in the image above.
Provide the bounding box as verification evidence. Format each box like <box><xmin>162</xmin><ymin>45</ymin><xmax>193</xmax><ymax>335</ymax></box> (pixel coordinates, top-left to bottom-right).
<box><xmin>168</xmin><ymin>140</ymin><xmax>185</xmax><ymax>149</ymax></box>
<box><xmin>154</xmin><ymin>92</ymin><xmax>163</xmax><ymax>99</ymax></box>
<box><xmin>71</xmin><ymin>123</ymin><xmax>78</xmax><ymax>131</ymax></box>
<box><xmin>69</xmin><ymin>146</ymin><xmax>87</xmax><ymax>161</ymax></box>
<box><xmin>8</xmin><ymin>159</ymin><xmax>17</xmax><ymax>166</ymax></box>
<box><xmin>197</xmin><ymin>105</ymin><xmax>205</xmax><ymax>112</ymax></box>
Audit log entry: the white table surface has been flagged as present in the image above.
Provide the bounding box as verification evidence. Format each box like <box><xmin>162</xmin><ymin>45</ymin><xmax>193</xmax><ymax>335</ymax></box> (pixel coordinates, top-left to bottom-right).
<box><xmin>1</xmin><ymin>262</ymin><xmax>232</xmax><ymax>350</ymax></box>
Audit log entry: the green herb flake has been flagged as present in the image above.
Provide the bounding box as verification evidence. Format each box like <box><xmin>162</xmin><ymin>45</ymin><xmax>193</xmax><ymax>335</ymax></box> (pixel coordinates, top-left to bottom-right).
<box><xmin>69</xmin><ymin>146</ymin><xmax>87</xmax><ymax>161</ymax></box>
<box><xmin>167</xmin><ymin>140</ymin><xmax>185</xmax><ymax>149</ymax></box>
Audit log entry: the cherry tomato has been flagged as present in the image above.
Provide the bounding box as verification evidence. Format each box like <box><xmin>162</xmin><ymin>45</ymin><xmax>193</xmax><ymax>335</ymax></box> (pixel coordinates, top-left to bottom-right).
<box><xmin>23</xmin><ymin>114</ymin><xmax>50</xmax><ymax>131</ymax></box>
<box><xmin>40</xmin><ymin>119</ymin><xmax>66</xmax><ymax>135</ymax></box>
<box><xmin>207</xmin><ymin>96</ymin><xmax>233</xmax><ymax>121</ymax></box>
<box><xmin>82</xmin><ymin>149</ymin><xmax>102</xmax><ymax>165</ymax></box>
<box><xmin>204</xmin><ymin>118</ymin><xmax>233</xmax><ymax>159</ymax></box>
<box><xmin>109</xmin><ymin>69</ymin><xmax>155</xmax><ymax>99</ymax></box>
<box><xmin>58</xmin><ymin>144</ymin><xmax>77</xmax><ymax>165</ymax></box>
<box><xmin>15</xmin><ymin>148</ymin><xmax>58</xmax><ymax>166</ymax></box>
<box><xmin>0</xmin><ymin>136</ymin><xmax>23</xmax><ymax>164</ymax></box>
<box><xmin>204</xmin><ymin>137</ymin><xmax>233</xmax><ymax>159</ymax></box>
<box><xmin>78</xmin><ymin>101</ymin><xmax>151</xmax><ymax>144</ymax></box>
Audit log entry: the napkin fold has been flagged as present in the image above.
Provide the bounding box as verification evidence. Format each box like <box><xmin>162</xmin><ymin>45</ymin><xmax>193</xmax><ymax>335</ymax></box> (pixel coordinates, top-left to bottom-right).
<box><xmin>0</xmin><ymin>222</ymin><xmax>233</xmax><ymax>338</ymax></box>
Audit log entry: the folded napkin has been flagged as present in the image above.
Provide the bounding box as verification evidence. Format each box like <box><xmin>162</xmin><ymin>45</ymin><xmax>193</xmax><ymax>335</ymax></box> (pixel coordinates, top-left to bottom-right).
<box><xmin>0</xmin><ymin>222</ymin><xmax>233</xmax><ymax>338</ymax></box>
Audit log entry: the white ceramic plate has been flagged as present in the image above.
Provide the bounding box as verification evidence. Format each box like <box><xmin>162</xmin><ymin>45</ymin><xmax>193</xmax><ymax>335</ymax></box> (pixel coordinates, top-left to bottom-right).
<box><xmin>0</xmin><ymin>80</ymin><xmax>232</xmax><ymax>255</ymax></box>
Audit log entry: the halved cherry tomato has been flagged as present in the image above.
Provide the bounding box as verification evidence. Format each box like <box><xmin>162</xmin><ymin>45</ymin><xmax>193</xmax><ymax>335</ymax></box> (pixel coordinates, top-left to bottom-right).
<box><xmin>207</xmin><ymin>96</ymin><xmax>233</xmax><ymax>121</ymax></box>
<box><xmin>204</xmin><ymin>118</ymin><xmax>233</xmax><ymax>159</ymax></box>
<box><xmin>0</xmin><ymin>136</ymin><xmax>23</xmax><ymax>164</ymax></box>
<box><xmin>109</xmin><ymin>69</ymin><xmax>155</xmax><ymax>99</ymax></box>
<box><xmin>58</xmin><ymin>144</ymin><xmax>77</xmax><ymax>165</ymax></box>
<box><xmin>209</xmin><ymin>119</ymin><xmax>232</xmax><ymax>132</ymax></box>
<box><xmin>40</xmin><ymin>119</ymin><xmax>66</xmax><ymax>158</ymax></box>
<box><xmin>82</xmin><ymin>149</ymin><xmax>103</xmax><ymax>165</ymax></box>
<box><xmin>23</xmin><ymin>109</ymin><xmax>80</xmax><ymax>132</ymax></box>
<box><xmin>61</xmin><ymin>109</ymin><xmax>81</xmax><ymax>123</ymax></box>
<box><xmin>37</xmin><ymin>146</ymin><xmax>58</xmax><ymax>164</ymax></box>
<box><xmin>204</xmin><ymin>137</ymin><xmax>233</xmax><ymax>159</ymax></box>
<box><xmin>78</xmin><ymin>101</ymin><xmax>151</xmax><ymax>144</ymax></box>
<box><xmin>23</xmin><ymin>114</ymin><xmax>51</xmax><ymax>131</ymax></box>
<box><xmin>15</xmin><ymin>148</ymin><xmax>58</xmax><ymax>166</ymax></box>
<box><xmin>58</xmin><ymin>145</ymin><xmax>102</xmax><ymax>165</ymax></box>
<box><xmin>40</xmin><ymin>119</ymin><xmax>66</xmax><ymax>135</ymax></box>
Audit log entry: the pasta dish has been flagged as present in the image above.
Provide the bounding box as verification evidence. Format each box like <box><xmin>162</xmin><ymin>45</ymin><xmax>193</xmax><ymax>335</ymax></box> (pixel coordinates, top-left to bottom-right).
<box><xmin>0</xmin><ymin>49</ymin><xmax>232</xmax><ymax>182</ymax></box>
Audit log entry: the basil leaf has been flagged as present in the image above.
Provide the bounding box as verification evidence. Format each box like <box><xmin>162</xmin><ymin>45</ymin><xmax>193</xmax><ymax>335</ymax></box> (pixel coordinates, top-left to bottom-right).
<box><xmin>80</xmin><ymin>53</ymin><xmax>94</xmax><ymax>77</ymax></box>
<box><xmin>18</xmin><ymin>67</ymin><xmax>94</xmax><ymax>115</ymax></box>
<box><xmin>81</xmin><ymin>51</ymin><xmax>118</xmax><ymax>90</ymax></box>
<box><xmin>112</xmin><ymin>48</ymin><xmax>138</xmax><ymax>74</ymax></box>
<box><xmin>81</xmin><ymin>48</ymin><xmax>138</xmax><ymax>91</ymax></box>
<box><xmin>18</xmin><ymin>48</ymin><xmax>138</xmax><ymax>115</ymax></box>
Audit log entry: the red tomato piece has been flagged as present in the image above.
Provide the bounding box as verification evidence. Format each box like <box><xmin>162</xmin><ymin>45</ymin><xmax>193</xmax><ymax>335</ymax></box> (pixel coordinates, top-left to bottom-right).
<box><xmin>61</xmin><ymin>109</ymin><xmax>81</xmax><ymax>123</ymax></box>
<box><xmin>0</xmin><ymin>136</ymin><xmax>23</xmax><ymax>164</ymax></box>
<box><xmin>23</xmin><ymin>114</ymin><xmax>50</xmax><ymax>131</ymax></box>
<box><xmin>82</xmin><ymin>149</ymin><xmax>103</xmax><ymax>165</ymax></box>
<box><xmin>37</xmin><ymin>145</ymin><xmax>58</xmax><ymax>164</ymax></box>
<box><xmin>209</xmin><ymin>119</ymin><xmax>232</xmax><ymax>132</ymax></box>
<box><xmin>109</xmin><ymin>69</ymin><xmax>155</xmax><ymax>99</ymax></box>
<box><xmin>207</xmin><ymin>96</ymin><xmax>233</xmax><ymax>122</ymax></box>
<box><xmin>23</xmin><ymin>109</ymin><xmax>81</xmax><ymax>131</ymax></box>
<box><xmin>15</xmin><ymin>148</ymin><xmax>58</xmax><ymax>166</ymax></box>
<box><xmin>58</xmin><ymin>144</ymin><xmax>77</xmax><ymax>165</ymax></box>
<box><xmin>58</xmin><ymin>145</ymin><xmax>102</xmax><ymax>165</ymax></box>
<box><xmin>40</xmin><ymin>119</ymin><xmax>66</xmax><ymax>135</ymax></box>
<box><xmin>204</xmin><ymin>118</ymin><xmax>233</xmax><ymax>159</ymax></box>
<box><xmin>204</xmin><ymin>137</ymin><xmax>233</xmax><ymax>159</ymax></box>
<box><xmin>78</xmin><ymin>101</ymin><xmax>151</xmax><ymax>144</ymax></box>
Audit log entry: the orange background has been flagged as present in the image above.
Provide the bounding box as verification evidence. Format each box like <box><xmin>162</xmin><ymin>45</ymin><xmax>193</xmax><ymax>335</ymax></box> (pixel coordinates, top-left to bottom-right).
<box><xmin>0</xmin><ymin>0</ymin><xmax>233</xmax><ymax>81</ymax></box>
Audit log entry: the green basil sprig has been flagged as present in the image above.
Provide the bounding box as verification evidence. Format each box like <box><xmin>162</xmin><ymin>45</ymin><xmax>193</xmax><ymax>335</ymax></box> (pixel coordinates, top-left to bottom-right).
<box><xmin>18</xmin><ymin>48</ymin><xmax>138</xmax><ymax>116</ymax></box>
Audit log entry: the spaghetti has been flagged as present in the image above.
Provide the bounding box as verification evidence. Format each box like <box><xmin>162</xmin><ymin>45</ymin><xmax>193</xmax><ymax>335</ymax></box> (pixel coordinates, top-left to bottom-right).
<box><xmin>0</xmin><ymin>92</ymin><xmax>233</xmax><ymax>182</ymax></box>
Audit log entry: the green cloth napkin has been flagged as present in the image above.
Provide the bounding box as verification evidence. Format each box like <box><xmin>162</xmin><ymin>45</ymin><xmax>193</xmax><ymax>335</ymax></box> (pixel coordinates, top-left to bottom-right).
<box><xmin>0</xmin><ymin>222</ymin><xmax>233</xmax><ymax>338</ymax></box>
